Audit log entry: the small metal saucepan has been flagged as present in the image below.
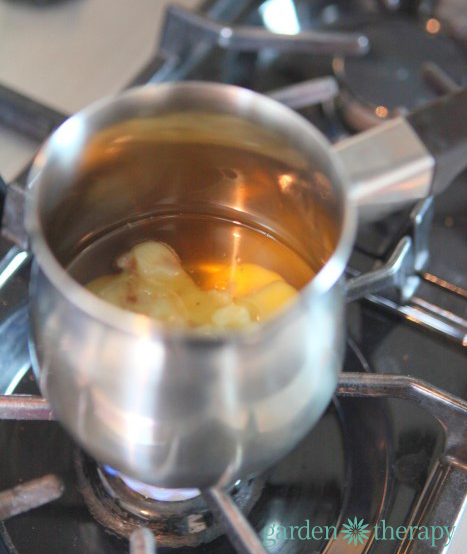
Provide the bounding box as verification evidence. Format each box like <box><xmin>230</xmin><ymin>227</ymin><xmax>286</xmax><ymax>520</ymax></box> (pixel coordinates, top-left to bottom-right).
<box><xmin>1</xmin><ymin>82</ymin><xmax>466</xmax><ymax>490</ymax></box>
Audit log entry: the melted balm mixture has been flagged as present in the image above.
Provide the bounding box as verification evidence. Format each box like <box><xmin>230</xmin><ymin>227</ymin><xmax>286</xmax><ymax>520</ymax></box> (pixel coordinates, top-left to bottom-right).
<box><xmin>87</xmin><ymin>241</ymin><xmax>298</xmax><ymax>333</ymax></box>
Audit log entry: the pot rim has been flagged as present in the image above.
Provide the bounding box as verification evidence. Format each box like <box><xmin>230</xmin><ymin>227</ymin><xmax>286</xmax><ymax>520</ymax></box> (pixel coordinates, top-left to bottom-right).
<box><xmin>25</xmin><ymin>81</ymin><xmax>357</xmax><ymax>342</ymax></box>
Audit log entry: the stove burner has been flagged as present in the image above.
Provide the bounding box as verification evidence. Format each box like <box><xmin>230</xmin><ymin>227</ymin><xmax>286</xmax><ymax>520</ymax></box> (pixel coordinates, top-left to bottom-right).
<box><xmin>334</xmin><ymin>18</ymin><xmax>467</xmax><ymax>130</ymax></box>
<box><xmin>102</xmin><ymin>466</ymin><xmax>200</xmax><ymax>502</ymax></box>
<box><xmin>76</xmin><ymin>452</ymin><xmax>265</xmax><ymax>548</ymax></box>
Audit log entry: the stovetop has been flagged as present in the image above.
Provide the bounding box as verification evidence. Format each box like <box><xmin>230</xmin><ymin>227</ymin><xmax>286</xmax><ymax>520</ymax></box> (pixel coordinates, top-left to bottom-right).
<box><xmin>0</xmin><ymin>1</ymin><xmax>466</xmax><ymax>553</ymax></box>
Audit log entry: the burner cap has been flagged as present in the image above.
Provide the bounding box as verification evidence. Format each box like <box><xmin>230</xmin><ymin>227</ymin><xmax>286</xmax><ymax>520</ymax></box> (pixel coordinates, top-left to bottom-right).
<box><xmin>334</xmin><ymin>18</ymin><xmax>467</xmax><ymax>130</ymax></box>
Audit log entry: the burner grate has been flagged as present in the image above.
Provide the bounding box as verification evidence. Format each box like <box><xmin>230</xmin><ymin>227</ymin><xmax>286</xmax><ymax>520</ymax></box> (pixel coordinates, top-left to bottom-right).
<box><xmin>1</xmin><ymin>372</ymin><xmax>465</xmax><ymax>554</ymax></box>
<box><xmin>0</xmin><ymin>475</ymin><xmax>63</xmax><ymax>521</ymax></box>
<box><xmin>129</xmin><ymin>528</ymin><xmax>156</xmax><ymax>554</ymax></box>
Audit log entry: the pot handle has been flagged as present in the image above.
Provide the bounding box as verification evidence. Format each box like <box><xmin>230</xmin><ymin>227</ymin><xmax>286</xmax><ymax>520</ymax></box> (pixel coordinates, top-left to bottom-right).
<box><xmin>333</xmin><ymin>87</ymin><xmax>467</xmax><ymax>221</ymax></box>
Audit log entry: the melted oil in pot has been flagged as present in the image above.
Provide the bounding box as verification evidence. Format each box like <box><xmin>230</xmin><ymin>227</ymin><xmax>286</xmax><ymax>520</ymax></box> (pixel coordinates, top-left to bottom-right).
<box><xmin>68</xmin><ymin>214</ymin><xmax>315</xmax><ymax>331</ymax></box>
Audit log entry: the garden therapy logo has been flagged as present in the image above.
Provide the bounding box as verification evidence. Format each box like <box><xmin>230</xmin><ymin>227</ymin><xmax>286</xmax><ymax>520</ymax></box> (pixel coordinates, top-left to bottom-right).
<box><xmin>341</xmin><ymin>518</ymin><xmax>370</xmax><ymax>546</ymax></box>
<box><xmin>262</xmin><ymin>519</ymin><xmax>456</xmax><ymax>548</ymax></box>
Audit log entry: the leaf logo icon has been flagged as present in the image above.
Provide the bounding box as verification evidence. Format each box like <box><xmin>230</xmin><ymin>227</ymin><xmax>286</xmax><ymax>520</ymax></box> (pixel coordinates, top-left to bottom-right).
<box><xmin>341</xmin><ymin>517</ymin><xmax>371</xmax><ymax>546</ymax></box>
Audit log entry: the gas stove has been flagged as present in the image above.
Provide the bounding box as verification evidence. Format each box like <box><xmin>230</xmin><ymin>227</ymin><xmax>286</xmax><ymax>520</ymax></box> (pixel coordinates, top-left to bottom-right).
<box><xmin>0</xmin><ymin>1</ymin><xmax>466</xmax><ymax>554</ymax></box>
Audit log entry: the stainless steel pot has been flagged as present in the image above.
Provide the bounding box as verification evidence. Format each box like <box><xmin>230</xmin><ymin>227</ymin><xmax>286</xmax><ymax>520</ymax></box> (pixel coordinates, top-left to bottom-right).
<box><xmin>1</xmin><ymin>82</ymin><xmax>466</xmax><ymax>489</ymax></box>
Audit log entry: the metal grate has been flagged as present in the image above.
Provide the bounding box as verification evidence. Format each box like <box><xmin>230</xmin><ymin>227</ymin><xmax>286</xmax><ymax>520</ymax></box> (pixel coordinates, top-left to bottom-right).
<box><xmin>0</xmin><ymin>475</ymin><xmax>63</xmax><ymax>521</ymax></box>
<box><xmin>1</xmin><ymin>372</ymin><xmax>465</xmax><ymax>554</ymax></box>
